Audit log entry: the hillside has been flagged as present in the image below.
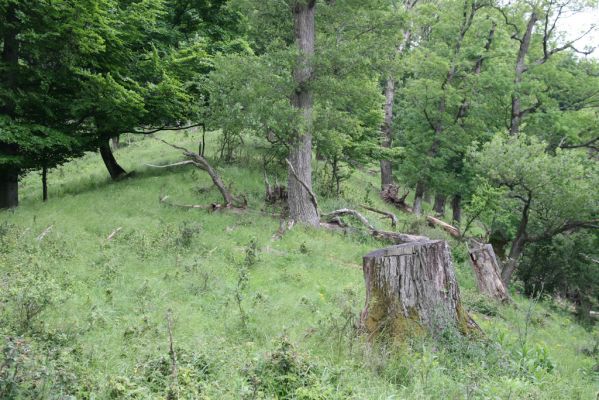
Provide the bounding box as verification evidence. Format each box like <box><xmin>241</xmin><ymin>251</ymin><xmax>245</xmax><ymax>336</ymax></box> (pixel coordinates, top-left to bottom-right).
<box><xmin>1</xmin><ymin>131</ymin><xmax>597</xmax><ymax>399</ymax></box>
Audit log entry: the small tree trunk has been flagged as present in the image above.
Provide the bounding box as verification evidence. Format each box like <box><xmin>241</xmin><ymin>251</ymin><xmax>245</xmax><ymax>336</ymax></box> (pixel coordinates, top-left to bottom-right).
<box><xmin>361</xmin><ymin>240</ymin><xmax>477</xmax><ymax>338</ymax></box>
<box><xmin>413</xmin><ymin>182</ymin><xmax>425</xmax><ymax>216</ymax></box>
<box><xmin>433</xmin><ymin>194</ymin><xmax>446</xmax><ymax>217</ymax></box>
<box><xmin>42</xmin><ymin>167</ymin><xmax>48</xmax><ymax>202</ymax></box>
<box><xmin>100</xmin><ymin>140</ymin><xmax>127</xmax><ymax>180</ymax></box>
<box><xmin>468</xmin><ymin>242</ymin><xmax>509</xmax><ymax>302</ymax></box>
<box><xmin>380</xmin><ymin>78</ymin><xmax>395</xmax><ymax>188</ymax></box>
<box><xmin>0</xmin><ymin>170</ymin><xmax>18</xmax><ymax>209</ymax></box>
<box><xmin>451</xmin><ymin>195</ymin><xmax>461</xmax><ymax>223</ymax></box>
<box><xmin>111</xmin><ymin>135</ymin><xmax>120</xmax><ymax>151</ymax></box>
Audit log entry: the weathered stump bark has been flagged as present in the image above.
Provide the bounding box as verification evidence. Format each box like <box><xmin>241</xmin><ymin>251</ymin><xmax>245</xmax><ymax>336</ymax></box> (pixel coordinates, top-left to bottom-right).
<box><xmin>468</xmin><ymin>242</ymin><xmax>509</xmax><ymax>302</ymax></box>
<box><xmin>361</xmin><ymin>240</ymin><xmax>477</xmax><ymax>339</ymax></box>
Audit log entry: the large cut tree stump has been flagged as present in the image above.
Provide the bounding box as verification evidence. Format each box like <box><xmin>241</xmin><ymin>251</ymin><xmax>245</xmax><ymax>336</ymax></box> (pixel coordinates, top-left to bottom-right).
<box><xmin>467</xmin><ymin>242</ymin><xmax>509</xmax><ymax>303</ymax></box>
<box><xmin>361</xmin><ymin>240</ymin><xmax>477</xmax><ymax>338</ymax></box>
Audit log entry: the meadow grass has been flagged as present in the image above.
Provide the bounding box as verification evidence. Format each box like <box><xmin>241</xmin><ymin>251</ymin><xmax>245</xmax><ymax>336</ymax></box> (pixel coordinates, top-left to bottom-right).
<box><xmin>1</xmin><ymin>131</ymin><xmax>597</xmax><ymax>399</ymax></box>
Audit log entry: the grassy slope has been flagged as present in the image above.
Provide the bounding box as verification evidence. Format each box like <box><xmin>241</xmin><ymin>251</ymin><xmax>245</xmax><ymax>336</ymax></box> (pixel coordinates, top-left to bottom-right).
<box><xmin>1</xmin><ymin>131</ymin><xmax>597</xmax><ymax>399</ymax></box>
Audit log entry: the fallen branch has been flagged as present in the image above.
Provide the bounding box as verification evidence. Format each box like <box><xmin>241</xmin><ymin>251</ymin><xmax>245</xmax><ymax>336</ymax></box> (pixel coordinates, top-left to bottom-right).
<box><xmin>361</xmin><ymin>205</ymin><xmax>398</xmax><ymax>228</ymax></box>
<box><xmin>285</xmin><ymin>158</ymin><xmax>319</xmax><ymax>216</ymax></box>
<box><xmin>106</xmin><ymin>227</ymin><xmax>122</xmax><ymax>241</ymax></box>
<box><xmin>156</xmin><ymin>138</ymin><xmax>246</xmax><ymax>209</ymax></box>
<box><xmin>426</xmin><ymin>215</ymin><xmax>460</xmax><ymax>238</ymax></box>
<box><xmin>36</xmin><ymin>225</ymin><xmax>53</xmax><ymax>241</ymax></box>
<box><xmin>323</xmin><ymin>209</ymin><xmax>428</xmax><ymax>244</ymax></box>
<box><xmin>145</xmin><ymin>160</ymin><xmax>195</xmax><ymax>168</ymax></box>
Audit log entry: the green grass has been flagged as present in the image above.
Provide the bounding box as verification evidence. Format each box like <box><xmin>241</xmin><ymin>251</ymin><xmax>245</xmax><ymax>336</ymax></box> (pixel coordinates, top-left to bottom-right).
<box><xmin>1</xmin><ymin>131</ymin><xmax>597</xmax><ymax>399</ymax></box>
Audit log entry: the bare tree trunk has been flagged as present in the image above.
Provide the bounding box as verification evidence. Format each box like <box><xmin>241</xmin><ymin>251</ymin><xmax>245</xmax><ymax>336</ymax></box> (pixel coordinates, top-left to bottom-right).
<box><xmin>379</xmin><ymin>15</ymin><xmax>413</xmax><ymax>189</ymax></box>
<box><xmin>0</xmin><ymin>171</ymin><xmax>18</xmax><ymax>209</ymax></box>
<box><xmin>468</xmin><ymin>242</ymin><xmax>509</xmax><ymax>302</ymax></box>
<box><xmin>510</xmin><ymin>13</ymin><xmax>537</xmax><ymax>136</ymax></box>
<box><xmin>42</xmin><ymin>167</ymin><xmax>48</xmax><ymax>202</ymax></box>
<box><xmin>413</xmin><ymin>182</ymin><xmax>425</xmax><ymax>216</ymax></box>
<box><xmin>433</xmin><ymin>194</ymin><xmax>446</xmax><ymax>217</ymax></box>
<box><xmin>380</xmin><ymin>78</ymin><xmax>395</xmax><ymax>188</ymax></box>
<box><xmin>288</xmin><ymin>0</ymin><xmax>319</xmax><ymax>226</ymax></box>
<box><xmin>451</xmin><ymin>195</ymin><xmax>461</xmax><ymax>223</ymax></box>
<box><xmin>100</xmin><ymin>140</ymin><xmax>127</xmax><ymax>180</ymax></box>
<box><xmin>361</xmin><ymin>240</ymin><xmax>477</xmax><ymax>338</ymax></box>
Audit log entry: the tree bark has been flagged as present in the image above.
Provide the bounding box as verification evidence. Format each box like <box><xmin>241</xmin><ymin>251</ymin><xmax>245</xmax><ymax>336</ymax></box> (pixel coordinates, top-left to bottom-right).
<box><xmin>413</xmin><ymin>182</ymin><xmax>425</xmax><ymax>216</ymax></box>
<box><xmin>42</xmin><ymin>167</ymin><xmax>48</xmax><ymax>202</ymax></box>
<box><xmin>451</xmin><ymin>194</ymin><xmax>461</xmax><ymax>223</ymax></box>
<box><xmin>433</xmin><ymin>194</ymin><xmax>446</xmax><ymax>217</ymax></box>
<box><xmin>380</xmin><ymin>78</ymin><xmax>395</xmax><ymax>188</ymax></box>
<box><xmin>509</xmin><ymin>12</ymin><xmax>537</xmax><ymax>136</ymax></box>
<box><xmin>361</xmin><ymin>240</ymin><xmax>477</xmax><ymax>338</ymax></box>
<box><xmin>111</xmin><ymin>135</ymin><xmax>120</xmax><ymax>151</ymax></box>
<box><xmin>0</xmin><ymin>171</ymin><xmax>18</xmax><ymax>209</ymax></box>
<box><xmin>468</xmin><ymin>242</ymin><xmax>509</xmax><ymax>302</ymax></box>
<box><xmin>288</xmin><ymin>0</ymin><xmax>319</xmax><ymax>226</ymax></box>
<box><xmin>99</xmin><ymin>140</ymin><xmax>127</xmax><ymax>180</ymax></box>
<box><xmin>501</xmin><ymin>194</ymin><xmax>531</xmax><ymax>285</ymax></box>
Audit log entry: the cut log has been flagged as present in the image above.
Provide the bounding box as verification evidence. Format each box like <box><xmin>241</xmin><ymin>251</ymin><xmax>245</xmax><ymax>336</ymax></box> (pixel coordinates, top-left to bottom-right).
<box><xmin>361</xmin><ymin>240</ymin><xmax>478</xmax><ymax>339</ymax></box>
<box><xmin>426</xmin><ymin>215</ymin><xmax>460</xmax><ymax>238</ymax></box>
<box><xmin>467</xmin><ymin>242</ymin><xmax>510</xmax><ymax>302</ymax></box>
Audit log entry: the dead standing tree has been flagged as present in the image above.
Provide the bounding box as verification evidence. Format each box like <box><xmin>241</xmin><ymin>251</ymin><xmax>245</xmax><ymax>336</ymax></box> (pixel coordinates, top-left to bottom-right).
<box><xmin>467</xmin><ymin>241</ymin><xmax>510</xmax><ymax>302</ymax></box>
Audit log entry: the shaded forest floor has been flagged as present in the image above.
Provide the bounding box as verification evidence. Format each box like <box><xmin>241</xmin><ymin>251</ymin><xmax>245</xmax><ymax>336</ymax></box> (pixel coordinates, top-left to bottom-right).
<box><xmin>1</xmin><ymin>131</ymin><xmax>597</xmax><ymax>399</ymax></box>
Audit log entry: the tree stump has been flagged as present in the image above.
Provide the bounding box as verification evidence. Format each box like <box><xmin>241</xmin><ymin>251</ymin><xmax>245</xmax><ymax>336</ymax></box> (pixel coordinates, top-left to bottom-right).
<box><xmin>467</xmin><ymin>242</ymin><xmax>510</xmax><ymax>303</ymax></box>
<box><xmin>361</xmin><ymin>240</ymin><xmax>477</xmax><ymax>339</ymax></box>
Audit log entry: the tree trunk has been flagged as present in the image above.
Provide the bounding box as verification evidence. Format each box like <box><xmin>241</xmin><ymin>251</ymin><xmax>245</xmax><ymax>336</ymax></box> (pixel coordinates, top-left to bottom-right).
<box><xmin>510</xmin><ymin>12</ymin><xmax>537</xmax><ymax>136</ymax></box>
<box><xmin>468</xmin><ymin>242</ymin><xmax>509</xmax><ymax>302</ymax></box>
<box><xmin>42</xmin><ymin>167</ymin><xmax>48</xmax><ymax>202</ymax></box>
<box><xmin>501</xmin><ymin>236</ymin><xmax>525</xmax><ymax>287</ymax></box>
<box><xmin>413</xmin><ymin>182</ymin><xmax>425</xmax><ymax>216</ymax></box>
<box><xmin>0</xmin><ymin>171</ymin><xmax>19</xmax><ymax>209</ymax></box>
<box><xmin>99</xmin><ymin>140</ymin><xmax>127</xmax><ymax>180</ymax></box>
<box><xmin>451</xmin><ymin>195</ymin><xmax>461</xmax><ymax>223</ymax></box>
<box><xmin>361</xmin><ymin>240</ymin><xmax>477</xmax><ymax>338</ymax></box>
<box><xmin>111</xmin><ymin>135</ymin><xmax>120</xmax><ymax>151</ymax></box>
<box><xmin>288</xmin><ymin>0</ymin><xmax>319</xmax><ymax>226</ymax></box>
<box><xmin>380</xmin><ymin>78</ymin><xmax>395</xmax><ymax>188</ymax></box>
<box><xmin>433</xmin><ymin>194</ymin><xmax>446</xmax><ymax>217</ymax></box>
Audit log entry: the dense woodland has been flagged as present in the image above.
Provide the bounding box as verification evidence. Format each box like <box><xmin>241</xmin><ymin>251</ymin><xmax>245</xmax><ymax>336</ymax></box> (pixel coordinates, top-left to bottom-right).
<box><xmin>1</xmin><ymin>0</ymin><xmax>598</xmax><ymax>398</ymax></box>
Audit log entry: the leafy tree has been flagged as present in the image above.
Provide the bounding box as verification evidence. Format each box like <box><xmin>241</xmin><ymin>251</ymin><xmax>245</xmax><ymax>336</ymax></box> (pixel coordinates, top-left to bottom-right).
<box><xmin>468</xmin><ymin>134</ymin><xmax>598</xmax><ymax>287</ymax></box>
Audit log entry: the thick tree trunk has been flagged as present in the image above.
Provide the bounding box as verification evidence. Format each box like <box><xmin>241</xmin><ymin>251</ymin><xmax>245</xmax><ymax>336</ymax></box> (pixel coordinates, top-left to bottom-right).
<box><xmin>99</xmin><ymin>141</ymin><xmax>127</xmax><ymax>180</ymax></box>
<box><xmin>361</xmin><ymin>240</ymin><xmax>477</xmax><ymax>338</ymax></box>
<box><xmin>451</xmin><ymin>195</ymin><xmax>461</xmax><ymax>223</ymax></box>
<box><xmin>0</xmin><ymin>171</ymin><xmax>19</xmax><ymax>209</ymax></box>
<box><xmin>288</xmin><ymin>0</ymin><xmax>319</xmax><ymax>226</ymax></box>
<box><xmin>468</xmin><ymin>242</ymin><xmax>509</xmax><ymax>302</ymax></box>
<box><xmin>413</xmin><ymin>182</ymin><xmax>425</xmax><ymax>216</ymax></box>
<box><xmin>42</xmin><ymin>167</ymin><xmax>48</xmax><ymax>202</ymax></box>
<box><xmin>433</xmin><ymin>194</ymin><xmax>446</xmax><ymax>217</ymax></box>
